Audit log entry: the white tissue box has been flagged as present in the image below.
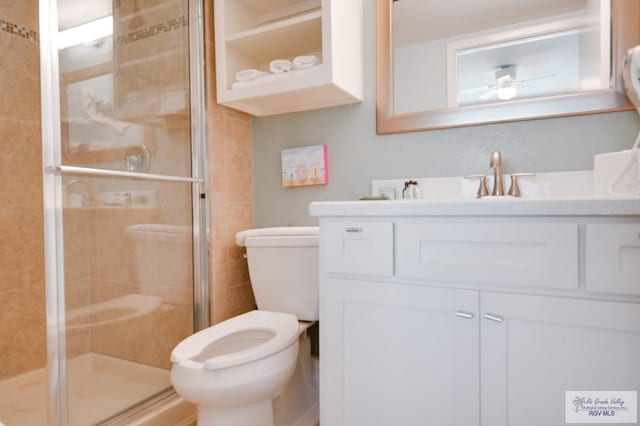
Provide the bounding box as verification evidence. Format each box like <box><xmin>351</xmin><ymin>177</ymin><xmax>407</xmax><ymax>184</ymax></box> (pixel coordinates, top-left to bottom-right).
<box><xmin>594</xmin><ymin>150</ymin><xmax>633</xmax><ymax>196</ymax></box>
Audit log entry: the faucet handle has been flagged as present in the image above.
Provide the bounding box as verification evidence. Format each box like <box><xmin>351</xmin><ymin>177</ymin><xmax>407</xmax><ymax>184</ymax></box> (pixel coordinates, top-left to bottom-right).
<box><xmin>508</xmin><ymin>173</ymin><xmax>536</xmax><ymax>198</ymax></box>
<box><xmin>464</xmin><ymin>175</ymin><xmax>490</xmax><ymax>199</ymax></box>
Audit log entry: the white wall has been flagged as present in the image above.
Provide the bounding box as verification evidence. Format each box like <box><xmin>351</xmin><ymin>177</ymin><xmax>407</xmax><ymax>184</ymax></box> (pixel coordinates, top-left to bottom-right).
<box><xmin>250</xmin><ymin>0</ymin><xmax>639</xmax><ymax>227</ymax></box>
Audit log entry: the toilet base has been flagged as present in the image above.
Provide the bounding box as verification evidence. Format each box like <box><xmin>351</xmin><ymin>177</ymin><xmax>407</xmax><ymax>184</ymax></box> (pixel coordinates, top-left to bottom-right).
<box><xmin>197</xmin><ymin>398</ymin><xmax>273</xmax><ymax>426</ymax></box>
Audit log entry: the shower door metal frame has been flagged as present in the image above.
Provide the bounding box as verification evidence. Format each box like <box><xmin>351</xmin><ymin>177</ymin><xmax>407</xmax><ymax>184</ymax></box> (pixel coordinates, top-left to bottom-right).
<box><xmin>39</xmin><ymin>0</ymin><xmax>210</xmax><ymax>424</ymax></box>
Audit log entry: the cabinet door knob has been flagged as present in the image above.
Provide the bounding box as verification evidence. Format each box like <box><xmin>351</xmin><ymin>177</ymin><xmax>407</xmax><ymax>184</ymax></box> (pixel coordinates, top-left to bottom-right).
<box><xmin>483</xmin><ymin>313</ymin><xmax>504</xmax><ymax>323</ymax></box>
<box><xmin>455</xmin><ymin>311</ymin><xmax>474</xmax><ymax>319</ymax></box>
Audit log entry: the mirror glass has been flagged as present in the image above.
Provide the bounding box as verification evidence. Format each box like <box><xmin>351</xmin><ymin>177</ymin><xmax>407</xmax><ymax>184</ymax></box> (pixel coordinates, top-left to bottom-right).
<box><xmin>392</xmin><ymin>0</ymin><xmax>611</xmax><ymax>114</ymax></box>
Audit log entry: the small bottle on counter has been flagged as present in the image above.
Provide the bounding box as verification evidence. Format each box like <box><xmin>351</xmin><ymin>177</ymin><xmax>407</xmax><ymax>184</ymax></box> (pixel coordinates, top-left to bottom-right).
<box><xmin>402</xmin><ymin>180</ymin><xmax>421</xmax><ymax>199</ymax></box>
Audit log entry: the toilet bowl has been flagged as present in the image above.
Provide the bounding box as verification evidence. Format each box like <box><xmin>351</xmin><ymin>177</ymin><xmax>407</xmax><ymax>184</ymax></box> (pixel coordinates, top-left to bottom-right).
<box><xmin>170</xmin><ymin>226</ymin><xmax>319</xmax><ymax>426</ymax></box>
<box><xmin>171</xmin><ymin>311</ymin><xmax>299</xmax><ymax>426</ymax></box>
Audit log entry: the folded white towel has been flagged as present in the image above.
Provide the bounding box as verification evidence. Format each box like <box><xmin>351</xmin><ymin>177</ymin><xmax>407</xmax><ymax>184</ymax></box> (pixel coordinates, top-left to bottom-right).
<box><xmin>270</xmin><ymin>59</ymin><xmax>292</xmax><ymax>74</ymax></box>
<box><xmin>235</xmin><ymin>69</ymin><xmax>269</xmax><ymax>82</ymax></box>
<box><xmin>293</xmin><ymin>55</ymin><xmax>321</xmax><ymax>69</ymax></box>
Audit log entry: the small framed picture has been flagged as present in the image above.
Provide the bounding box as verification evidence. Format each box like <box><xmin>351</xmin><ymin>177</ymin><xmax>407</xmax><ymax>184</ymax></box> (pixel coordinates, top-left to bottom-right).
<box><xmin>281</xmin><ymin>144</ymin><xmax>328</xmax><ymax>187</ymax></box>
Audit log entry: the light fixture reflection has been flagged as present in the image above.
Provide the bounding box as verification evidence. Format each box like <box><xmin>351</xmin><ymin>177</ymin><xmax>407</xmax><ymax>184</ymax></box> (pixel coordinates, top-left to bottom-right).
<box><xmin>497</xmin><ymin>86</ymin><xmax>517</xmax><ymax>100</ymax></box>
<box><xmin>58</xmin><ymin>16</ymin><xmax>113</xmax><ymax>50</ymax></box>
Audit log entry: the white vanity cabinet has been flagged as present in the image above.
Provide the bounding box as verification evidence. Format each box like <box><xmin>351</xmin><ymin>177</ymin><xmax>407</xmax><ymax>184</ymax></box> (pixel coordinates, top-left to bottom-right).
<box><xmin>322</xmin><ymin>277</ymin><xmax>480</xmax><ymax>426</ymax></box>
<box><xmin>314</xmin><ymin>209</ymin><xmax>640</xmax><ymax>426</ymax></box>
<box><xmin>481</xmin><ymin>292</ymin><xmax>640</xmax><ymax>426</ymax></box>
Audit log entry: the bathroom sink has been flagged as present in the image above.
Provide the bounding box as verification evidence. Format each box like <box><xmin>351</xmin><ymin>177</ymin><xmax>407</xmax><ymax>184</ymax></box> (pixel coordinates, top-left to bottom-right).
<box><xmin>309</xmin><ymin>169</ymin><xmax>640</xmax><ymax>217</ymax></box>
<box><xmin>374</xmin><ymin>170</ymin><xmax>597</xmax><ymax>201</ymax></box>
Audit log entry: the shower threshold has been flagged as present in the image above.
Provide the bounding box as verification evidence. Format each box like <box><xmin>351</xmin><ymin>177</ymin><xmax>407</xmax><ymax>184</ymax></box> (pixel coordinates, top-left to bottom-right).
<box><xmin>0</xmin><ymin>353</ymin><xmax>170</xmax><ymax>426</ymax></box>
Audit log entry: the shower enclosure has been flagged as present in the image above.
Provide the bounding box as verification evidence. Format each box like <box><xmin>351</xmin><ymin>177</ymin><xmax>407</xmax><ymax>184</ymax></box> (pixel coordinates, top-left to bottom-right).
<box><xmin>0</xmin><ymin>0</ymin><xmax>208</xmax><ymax>424</ymax></box>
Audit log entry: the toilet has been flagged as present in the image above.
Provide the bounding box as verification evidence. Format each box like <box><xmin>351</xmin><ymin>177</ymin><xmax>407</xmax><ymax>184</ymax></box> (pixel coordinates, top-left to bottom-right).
<box><xmin>170</xmin><ymin>227</ymin><xmax>320</xmax><ymax>426</ymax></box>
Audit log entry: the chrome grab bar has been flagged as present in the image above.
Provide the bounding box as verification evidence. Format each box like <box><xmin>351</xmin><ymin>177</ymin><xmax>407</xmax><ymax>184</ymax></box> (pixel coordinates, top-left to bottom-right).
<box><xmin>52</xmin><ymin>165</ymin><xmax>204</xmax><ymax>184</ymax></box>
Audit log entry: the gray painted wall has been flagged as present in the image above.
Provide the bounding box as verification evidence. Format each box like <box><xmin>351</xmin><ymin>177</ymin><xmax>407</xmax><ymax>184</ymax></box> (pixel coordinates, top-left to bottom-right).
<box><xmin>251</xmin><ymin>1</ymin><xmax>639</xmax><ymax>227</ymax></box>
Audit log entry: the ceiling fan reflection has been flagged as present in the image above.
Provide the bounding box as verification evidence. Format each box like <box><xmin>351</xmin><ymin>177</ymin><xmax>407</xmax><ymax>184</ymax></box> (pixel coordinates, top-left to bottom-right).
<box><xmin>461</xmin><ymin>65</ymin><xmax>557</xmax><ymax>101</ymax></box>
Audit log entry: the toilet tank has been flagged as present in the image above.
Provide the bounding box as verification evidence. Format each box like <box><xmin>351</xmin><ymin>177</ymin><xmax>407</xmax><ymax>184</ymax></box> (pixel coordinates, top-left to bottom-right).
<box><xmin>126</xmin><ymin>224</ymin><xmax>192</xmax><ymax>303</ymax></box>
<box><xmin>236</xmin><ymin>227</ymin><xmax>319</xmax><ymax>321</ymax></box>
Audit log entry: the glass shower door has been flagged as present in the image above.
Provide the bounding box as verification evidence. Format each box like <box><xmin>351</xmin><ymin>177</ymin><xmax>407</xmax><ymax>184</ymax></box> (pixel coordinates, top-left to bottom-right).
<box><xmin>40</xmin><ymin>0</ymin><xmax>207</xmax><ymax>424</ymax></box>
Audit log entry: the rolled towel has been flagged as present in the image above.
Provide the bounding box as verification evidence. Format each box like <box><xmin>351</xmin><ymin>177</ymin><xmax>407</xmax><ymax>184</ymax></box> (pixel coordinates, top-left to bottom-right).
<box><xmin>235</xmin><ymin>68</ymin><xmax>269</xmax><ymax>82</ymax></box>
<box><xmin>293</xmin><ymin>55</ymin><xmax>321</xmax><ymax>69</ymax></box>
<box><xmin>270</xmin><ymin>59</ymin><xmax>292</xmax><ymax>74</ymax></box>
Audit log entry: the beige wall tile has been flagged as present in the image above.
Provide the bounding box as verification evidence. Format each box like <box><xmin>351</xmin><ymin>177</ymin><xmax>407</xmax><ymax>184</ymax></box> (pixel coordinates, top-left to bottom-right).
<box><xmin>0</xmin><ymin>33</ymin><xmax>40</xmax><ymax>122</ymax></box>
<box><xmin>224</xmin><ymin>146</ymin><xmax>252</xmax><ymax>203</ymax></box>
<box><xmin>204</xmin><ymin>0</ymin><xmax>255</xmax><ymax>324</ymax></box>
<box><xmin>207</xmin><ymin>115</ymin><xmax>226</xmax><ymax>193</ymax></box>
<box><xmin>0</xmin><ymin>208</ymin><xmax>45</xmax><ymax>293</ymax></box>
<box><xmin>0</xmin><ymin>0</ymin><xmax>44</xmax><ymax>380</ymax></box>
<box><xmin>226</xmin><ymin>258</ymin><xmax>250</xmax><ymax>288</ymax></box>
<box><xmin>227</xmin><ymin>284</ymin><xmax>256</xmax><ymax>318</ymax></box>
<box><xmin>0</xmin><ymin>288</ymin><xmax>46</xmax><ymax>379</ymax></box>
<box><xmin>63</xmin><ymin>209</ymin><xmax>97</xmax><ymax>282</ymax></box>
<box><xmin>209</xmin><ymin>192</ymin><xmax>229</xmax><ymax>266</ymax></box>
<box><xmin>0</xmin><ymin>0</ymin><xmax>39</xmax><ymax>30</ymax></box>
<box><xmin>225</xmin><ymin>201</ymin><xmax>252</xmax><ymax>257</ymax></box>
<box><xmin>0</xmin><ymin>120</ymin><xmax>43</xmax><ymax>208</ymax></box>
<box><xmin>223</xmin><ymin>117</ymin><xmax>251</xmax><ymax>157</ymax></box>
<box><xmin>222</xmin><ymin>108</ymin><xmax>250</xmax><ymax>125</ymax></box>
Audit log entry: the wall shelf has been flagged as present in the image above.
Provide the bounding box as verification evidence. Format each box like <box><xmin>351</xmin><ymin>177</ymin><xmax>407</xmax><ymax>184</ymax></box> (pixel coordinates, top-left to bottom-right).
<box><xmin>214</xmin><ymin>0</ymin><xmax>363</xmax><ymax>116</ymax></box>
<box><xmin>226</xmin><ymin>10</ymin><xmax>322</xmax><ymax>62</ymax></box>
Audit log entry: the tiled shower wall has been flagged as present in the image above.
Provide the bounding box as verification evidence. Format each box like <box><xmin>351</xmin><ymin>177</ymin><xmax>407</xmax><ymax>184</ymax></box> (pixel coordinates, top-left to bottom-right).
<box><xmin>63</xmin><ymin>0</ymin><xmax>195</xmax><ymax>368</ymax></box>
<box><xmin>0</xmin><ymin>0</ymin><xmax>46</xmax><ymax>379</ymax></box>
<box><xmin>204</xmin><ymin>0</ymin><xmax>256</xmax><ymax>324</ymax></box>
<box><xmin>0</xmin><ymin>0</ymin><xmax>254</xmax><ymax>382</ymax></box>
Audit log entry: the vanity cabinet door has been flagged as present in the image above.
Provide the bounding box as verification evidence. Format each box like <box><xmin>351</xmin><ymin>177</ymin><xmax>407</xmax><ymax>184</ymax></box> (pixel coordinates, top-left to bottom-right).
<box><xmin>321</xmin><ymin>278</ymin><xmax>480</xmax><ymax>426</ymax></box>
<box><xmin>480</xmin><ymin>292</ymin><xmax>640</xmax><ymax>426</ymax></box>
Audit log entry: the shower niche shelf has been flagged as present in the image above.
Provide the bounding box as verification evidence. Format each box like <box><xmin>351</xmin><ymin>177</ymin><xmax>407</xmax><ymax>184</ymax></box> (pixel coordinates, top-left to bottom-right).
<box><xmin>214</xmin><ymin>0</ymin><xmax>363</xmax><ymax>116</ymax></box>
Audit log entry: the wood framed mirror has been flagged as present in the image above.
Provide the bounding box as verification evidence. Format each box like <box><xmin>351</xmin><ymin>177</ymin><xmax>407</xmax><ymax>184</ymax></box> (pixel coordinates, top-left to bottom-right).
<box><xmin>376</xmin><ymin>0</ymin><xmax>640</xmax><ymax>134</ymax></box>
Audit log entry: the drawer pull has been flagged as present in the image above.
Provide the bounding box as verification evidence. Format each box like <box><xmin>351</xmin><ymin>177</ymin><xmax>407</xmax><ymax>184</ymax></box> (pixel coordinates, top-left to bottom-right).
<box><xmin>455</xmin><ymin>311</ymin><xmax>474</xmax><ymax>319</ymax></box>
<box><xmin>483</xmin><ymin>313</ymin><xmax>504</xmax><ymax>323</ymax></box>
<box><xmin>345</xmin><ymin>227</ymin><xmax>363</xmax><ymax>233</ymax></box>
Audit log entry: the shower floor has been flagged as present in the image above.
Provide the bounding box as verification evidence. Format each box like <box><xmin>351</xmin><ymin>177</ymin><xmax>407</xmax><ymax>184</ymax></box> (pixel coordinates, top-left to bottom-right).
<box><xmin>0</xmin><ymin>353</ymin><xmax>170</xmax><ymax>426</ymax></box>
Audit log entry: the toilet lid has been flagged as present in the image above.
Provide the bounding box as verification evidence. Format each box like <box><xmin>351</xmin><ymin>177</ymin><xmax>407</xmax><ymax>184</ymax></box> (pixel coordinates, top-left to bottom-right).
<box><xmin>171</xmin><ymin>310</ymin><xmax>299</xmax><ymax>370</ymax></box>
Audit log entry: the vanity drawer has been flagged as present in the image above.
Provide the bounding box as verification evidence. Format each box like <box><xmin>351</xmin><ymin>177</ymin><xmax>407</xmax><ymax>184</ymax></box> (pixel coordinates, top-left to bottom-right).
<box><xmin>321</xmin><ymin>221</ymin><xmax>393</xmax><ymax>276</ymax></box>
<box><xmin>396</xmin><ymin>222</ymin><xmax>579</xmax><ymax>290</ymax></box>
<box><xmin>586</xmin><ymin>224</ymin><xmax>640</xmax><ymax>296</ymax></box>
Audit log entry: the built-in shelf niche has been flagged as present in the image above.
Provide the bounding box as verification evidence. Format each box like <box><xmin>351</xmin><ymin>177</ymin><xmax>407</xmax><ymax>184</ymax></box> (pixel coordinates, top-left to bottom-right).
<box><xmin>214</xmin><ymin>0</ymin><xmax>363</xmax><ymax>116</ymax></box>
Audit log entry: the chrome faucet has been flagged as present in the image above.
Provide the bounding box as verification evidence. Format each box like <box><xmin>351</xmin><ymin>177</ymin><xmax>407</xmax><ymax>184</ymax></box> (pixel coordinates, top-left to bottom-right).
<box><xmin>465</xmin><ymin>151</ymin><xmax>536</xmax><ymax>198</ymax></box>
<box><xmin>489</xmin><ymin>151</ymin><xmax>505</xmax><ymax>196</ymax></box>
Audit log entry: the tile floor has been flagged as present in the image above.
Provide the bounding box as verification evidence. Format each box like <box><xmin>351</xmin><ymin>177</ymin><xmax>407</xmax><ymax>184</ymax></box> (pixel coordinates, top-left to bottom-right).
<box><xmin>0</xmin><ymin>353</ymin><xmax>170</xmax><ymax>426</ymax></box>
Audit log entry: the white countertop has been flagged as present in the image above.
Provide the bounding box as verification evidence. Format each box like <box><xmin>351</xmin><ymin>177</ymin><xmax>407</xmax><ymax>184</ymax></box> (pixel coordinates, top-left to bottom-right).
<box><xmin>309</xmin><ymin>196</ymin><xmax>640</xmax><ymax>217</ymax></box>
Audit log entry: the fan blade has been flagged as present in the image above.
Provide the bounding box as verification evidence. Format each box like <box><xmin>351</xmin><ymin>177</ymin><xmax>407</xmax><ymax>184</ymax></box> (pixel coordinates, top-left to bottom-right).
<box><xmin>479</xmin><ymin>89</ymin><xmax>497</xmax><ymax>100</ymax></box>
<box><xmin>513</xmin><ymin>83</ymin><xmax>538</xmax><ymax>89</ymax></box>
<box><xmin>459</xmin><ymin>85</ymin><xmax>495</xmax><ymax>94</ymax></box>
<box><xmin>517</xmin><ymin>74</ymin><xmax>557</xmax><ymax>83</ymax></box>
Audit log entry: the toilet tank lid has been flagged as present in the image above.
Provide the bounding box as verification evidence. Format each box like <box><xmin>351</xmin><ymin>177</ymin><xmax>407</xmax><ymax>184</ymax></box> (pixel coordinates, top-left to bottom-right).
<box><xmin>235</xmin><ymin>226</ymin><xmax>319</xmax><ymax>246</ymax></box>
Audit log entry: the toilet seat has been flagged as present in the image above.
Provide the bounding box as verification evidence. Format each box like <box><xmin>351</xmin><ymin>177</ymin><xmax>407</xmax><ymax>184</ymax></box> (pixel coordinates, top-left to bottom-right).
<box><xmin>171</xmin><ymin>310</ymin><xmax>299</xmax><ymax>370</ymax></box>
